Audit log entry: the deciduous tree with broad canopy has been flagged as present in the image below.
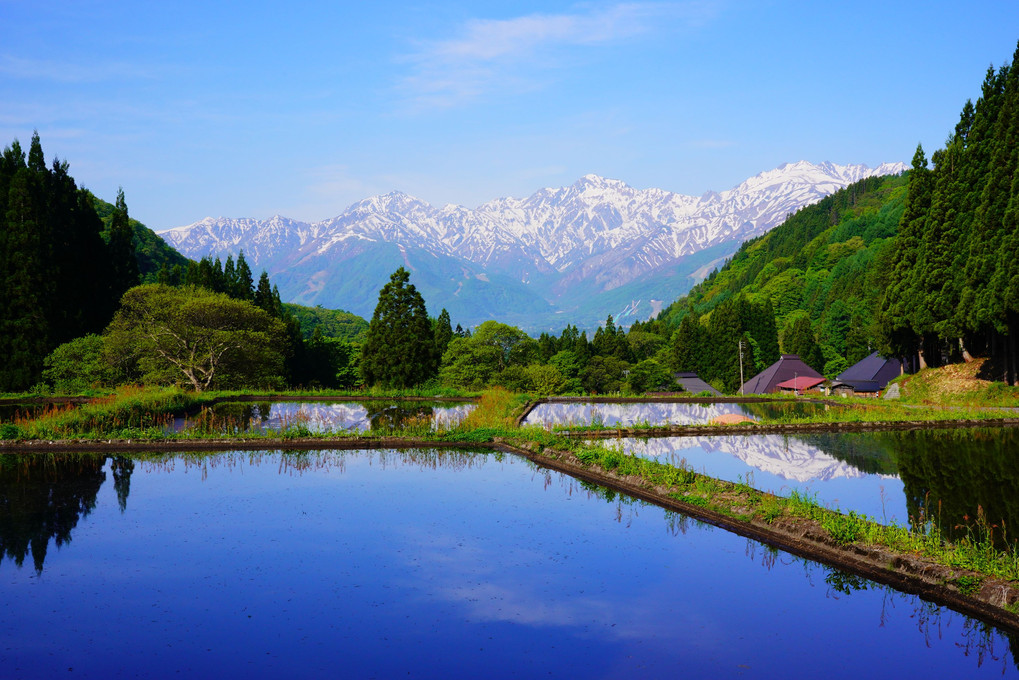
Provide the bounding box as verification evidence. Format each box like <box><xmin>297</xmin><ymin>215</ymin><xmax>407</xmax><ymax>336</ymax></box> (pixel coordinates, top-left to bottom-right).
<box><xmin>104</xmin><ymin>284</ymin><xmax>287</xmax><ymax>391</ymax></box>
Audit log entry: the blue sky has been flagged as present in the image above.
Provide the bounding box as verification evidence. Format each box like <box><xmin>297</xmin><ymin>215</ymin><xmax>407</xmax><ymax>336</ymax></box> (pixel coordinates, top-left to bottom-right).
<box><xmin>3</xmin><ymin>0</ymin><xmax>1018</xmax><ymax>230</ymax></box>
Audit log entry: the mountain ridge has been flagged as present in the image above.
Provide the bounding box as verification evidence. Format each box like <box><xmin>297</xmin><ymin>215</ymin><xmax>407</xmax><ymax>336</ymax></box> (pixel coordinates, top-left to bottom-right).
<box><xmin>162</xmin><ymin>161</ymin><xmax>906</xmax><ymax>331</ymax></box>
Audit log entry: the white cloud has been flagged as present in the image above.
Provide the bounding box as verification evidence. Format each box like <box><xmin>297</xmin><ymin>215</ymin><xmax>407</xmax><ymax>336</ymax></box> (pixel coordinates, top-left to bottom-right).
<box><xmin>398</xmin><ymin>2</ymin><xmax>718</xmax><ymax>109</ymax></box>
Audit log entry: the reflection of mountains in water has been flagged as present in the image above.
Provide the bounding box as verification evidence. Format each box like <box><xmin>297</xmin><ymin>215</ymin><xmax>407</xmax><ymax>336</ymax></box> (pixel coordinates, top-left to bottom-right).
<box><xmin>619</xmin><ymin>434</ymin><xmax>899</xmax><ymax>484</ymax></box>
<box><xmin>189</xmin><ymin>401</ymin><xmax>476</xmax><ymax>433</ymax></box>
<box><xmin>274</xmin><ymin>402</ymin><xmax>474</xmax><ymax>431</ymax></box>
<box><xmin>526</xmin><ymin>402</ymin><xmax>755</xmax><ymax>428</ymax></box>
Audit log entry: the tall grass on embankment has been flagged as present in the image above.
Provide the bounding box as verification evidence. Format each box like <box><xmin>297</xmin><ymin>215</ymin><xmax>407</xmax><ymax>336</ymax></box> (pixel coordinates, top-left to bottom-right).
<box><xmin>0</xmin><ymin>386</ymin><xmax>206</xmax><ymax>440</ymax></box>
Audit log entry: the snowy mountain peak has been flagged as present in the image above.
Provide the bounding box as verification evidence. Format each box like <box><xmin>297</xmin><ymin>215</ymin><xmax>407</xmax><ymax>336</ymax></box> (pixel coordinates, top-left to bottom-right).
<box><xmin>163</xmin><ymin>160</ymin><xmax>906</xmax><ymax>331</ymax></box>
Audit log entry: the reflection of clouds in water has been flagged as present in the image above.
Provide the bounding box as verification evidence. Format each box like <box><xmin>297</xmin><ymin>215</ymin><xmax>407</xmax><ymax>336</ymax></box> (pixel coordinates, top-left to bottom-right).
<box><xmin>524</xmin><ymin>402</ymin><xmax>755</xmax><ymax>428</ymax></box>
<box><xmin>393</xmin><ymin>527</ymin><xmax>728</xmax><ymax>647</ymax></box>
<box><xmin>614</xmin><ymin>435</ymin><xmax>897</xmax><ymax>484</ymax></box>
<box><xmin>268</xmin><ymin>403</ymin><xmax>370</xmax><ymax>430</ymax></box>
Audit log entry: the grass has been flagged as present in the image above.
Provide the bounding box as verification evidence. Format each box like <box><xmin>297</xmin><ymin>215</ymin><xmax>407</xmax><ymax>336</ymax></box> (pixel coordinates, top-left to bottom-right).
<box><xmin>2</xmin><ymin>386</ymin><xmax>205</xmax><ymax>440</ymax></box>
<box><xmin>893</xmin><ymin>359</ymin><xmax>1019</xmax><ymax>408</ymax></box>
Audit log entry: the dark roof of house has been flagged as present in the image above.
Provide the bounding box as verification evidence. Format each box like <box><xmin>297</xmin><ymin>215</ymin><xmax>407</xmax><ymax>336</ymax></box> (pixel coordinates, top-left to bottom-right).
<box><xmin>741</xmin><ymin>354</ymin><xmax>823</xmax><ymax>395</ymax></box>
<box><xmin>775</xmin><ymin>376</ymin><xmax>825</xmax><ymax>391</ymax></box>
<box><xmin>673</xmin><ymin>373</ymin><xmax>721</xmax><ymax>396</ymax></box>
<box><xmin>837</xmin><ymin>352</ymin><xmax>901</xmax><ymax>392</ymax></box>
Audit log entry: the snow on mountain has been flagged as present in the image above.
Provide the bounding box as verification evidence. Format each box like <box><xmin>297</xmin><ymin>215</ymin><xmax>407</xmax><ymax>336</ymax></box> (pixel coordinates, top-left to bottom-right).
<box><xmin>161</xmin><ymin>160</ymin><xmax>906</xmax><ymax>329</ymax></box>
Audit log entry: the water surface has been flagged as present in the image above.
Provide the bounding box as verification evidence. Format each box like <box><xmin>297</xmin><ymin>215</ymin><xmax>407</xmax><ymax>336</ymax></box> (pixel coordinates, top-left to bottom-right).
<box><xmin>173</xmin><ymin>400</ymin><xmax>474</xmax><ymax>434</ymax></box>
<box><xmin>1</xmin><ymin>449</ymin><xmax>1016</xmax><ymax>678</ymax></box>
<box><xmin>523</xmin><ymin>400</ymin><xmax>838</xmax><ymax>428</ymax></box>
<box><xmin>611</xmin><ymin>428</ymin><xmax>1019</xmax><ymax>544</ymax></box>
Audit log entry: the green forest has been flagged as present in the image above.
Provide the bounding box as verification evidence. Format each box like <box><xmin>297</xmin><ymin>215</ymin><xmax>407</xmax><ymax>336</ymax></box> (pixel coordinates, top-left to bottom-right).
<box><xmin>880</xmin><ymin>46</ymin><xmax>1019</xmax><ymax>384</ymax></box>
<box><xmin>3</xmin><ymin>43</ymin><xmax>1019</xmax><ymax>396</ymax></box>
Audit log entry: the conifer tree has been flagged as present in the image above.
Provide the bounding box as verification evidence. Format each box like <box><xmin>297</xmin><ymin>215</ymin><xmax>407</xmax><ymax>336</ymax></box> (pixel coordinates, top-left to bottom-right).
<box><xmin>27</xmin><ymin>131</ymin><xmax>45</xmax><ymax>173</ymax></box>
<box><xmin>670</xmin><ymin>313</ymin><xmax>710</xmax><ymax>379</ymax></box>
<box><xmin>234</xmin><ymin>251</ymin><xmax>255</xmax><ymax>301</ymax></box>
<box><xmin>434</xmin><ymin>308</ymin><xmax>453</xmax><ymax>358</ymax></box>
<box><xmin>782</xmin><ymin>315</ymin><xmax>824</xmax><ymax>373</ymax></box>
<box><xmin>107</xmin><ymin>188</ymin><xmax>139</xmax><ymax>298</ymax></box>
<box><xmin>881</xmin><ymin>144</ymin><xmax>931</xmax><ymax>360</ymax></box>
<box><xmin>0</xmin><ymin>168</ymin><xmax>49</xmax><ymax>390</ymax></box>
<box><xmin>361</xmin><ymin>267</ymin><xmax>437</xmax><ymax>388</ymax></box>
<box><xmin>254</xmin><ymin>272</ymin><xmax>276</xmax><ymax>314</ymax></box>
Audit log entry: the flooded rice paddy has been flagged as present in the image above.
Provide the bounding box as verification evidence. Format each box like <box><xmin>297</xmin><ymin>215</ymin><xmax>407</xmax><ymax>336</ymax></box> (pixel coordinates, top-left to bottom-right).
<box><xmin>172</xmin><ymin>400</ymin><xmax>475</xmax><ymax>434</ymax></box>
<box><xmin>522</xmin><ymin>399</ymin><xmax>838</xmax><ymax>428</ymax></box>
<box><xmin>609</xmin><ymin>428</ymin><xmax>1019</xmax><ymax>548</ymax></box>
<box><xmin>529</xmin><ymin>401</ymin><xmax>1018</xmax><ymax>546</ymax></box>
<box><xmin>1</xmin><ymin>448</ymin><xmax>1016</xmax><ymax>678</ymax></box>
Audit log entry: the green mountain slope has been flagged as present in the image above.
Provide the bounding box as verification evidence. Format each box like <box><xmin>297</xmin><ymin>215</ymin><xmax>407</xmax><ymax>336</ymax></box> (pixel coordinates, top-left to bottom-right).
<box><xmin>659</xmin><ymin>172</ymin><xmax>909</xmax><ymax>367</ymax></box>
<box><xmin>90</xmin><ymin>194</ymin><xmax>190</xmax><ymax>279</ymax></box>
<box><xmin>284</xmin><ymin>303</ymin><xmax>368</xmax><ymax>342</ymax></box>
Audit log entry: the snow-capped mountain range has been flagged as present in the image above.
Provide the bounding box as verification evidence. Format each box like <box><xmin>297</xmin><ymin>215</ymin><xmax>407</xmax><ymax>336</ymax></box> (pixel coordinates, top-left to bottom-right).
<box><xmin>162</xmin><ymin>160</ymin><xmax>906</xmax><ymax>331</ymax></box>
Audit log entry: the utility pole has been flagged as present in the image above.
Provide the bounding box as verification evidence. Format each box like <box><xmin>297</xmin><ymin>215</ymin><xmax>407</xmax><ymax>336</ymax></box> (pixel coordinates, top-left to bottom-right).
<box><xmin>738</xmin><ymin>338</ymin><xmax>745</xmax><ymax>396</ymax></box>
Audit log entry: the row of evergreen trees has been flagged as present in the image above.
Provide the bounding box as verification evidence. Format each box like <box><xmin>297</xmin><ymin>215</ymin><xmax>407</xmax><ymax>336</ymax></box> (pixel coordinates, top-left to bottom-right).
<box><xmin>0</xmin><ymin>134</ymin><xmax>139</xmax><ymax>391</ymax></box>
<box><xmin>881</xmin><ymin>43</ymin><xmax>1019</xmax><ymax>383</ymax></box>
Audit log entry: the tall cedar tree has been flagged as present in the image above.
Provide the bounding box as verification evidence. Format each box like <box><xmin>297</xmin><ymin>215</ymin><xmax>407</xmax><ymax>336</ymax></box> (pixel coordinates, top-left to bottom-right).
<box><xmin>107</xmin><ymin>188</ymin><xmax>140</xmax><ymax>297</ymax></box>
<box><xmin>434</xmin><ymin>308</ymin><xmax>453</xmax><ymax>358</ymax></box>
<box><xmin>877</xmin><ymin>43</ymin><xmax>1019</xmax><ymax>381</ymax></box>
<box><xmin>0</xmin><ymin>134</ymin><xmax>129</xmax><ymax>390</ymax></box>
<box><xmin>361</xmin><ymin>268</ymin><xmax>437</xmax><ymax>388</ymax></box>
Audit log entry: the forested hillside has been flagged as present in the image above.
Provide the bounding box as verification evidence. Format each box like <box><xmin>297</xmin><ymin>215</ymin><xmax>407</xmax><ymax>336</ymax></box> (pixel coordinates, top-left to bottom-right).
<box><xmin>284</xmin><ymin>303</ymin><xmax>369</xmax><ymax>343</ymax></box>
<box><xmin>658</xmin><ymin>172</ymin><xmax>908</xmax><ymax>382</ymax></box>
<box><xmin>659</xmin><ymin>41</ymin><xmax>1019</xmax><ymax>388</ymax></box>
<box><xmin>91</xmin><ymin>194</ymin><xmax>190</xmax><ymax>279</ymax></box>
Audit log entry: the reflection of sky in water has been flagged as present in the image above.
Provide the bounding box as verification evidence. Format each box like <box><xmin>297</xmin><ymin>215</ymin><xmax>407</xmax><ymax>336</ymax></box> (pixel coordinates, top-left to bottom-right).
<box><xmin>523</xmin><ymin>401</ymin><xmax>838</xmax><ymax>428</ymax></box>
<box><xmin>611</xmin><ymin>435</ymin><xmax>905</xmax><ymax>523</ymax></box>
<box><xmin>0</xmin><ymin>449</ymin><xmax>1012</xmax><ymax>678</ymax></box>
<box><xmin>524</xmin><ymin>402</ymin><xmax>757</xmax><ymax>427</ymax></box>
<box><xmin>175</xmin><ymin>401</ymin><xmax>474</xmax><ymax>433</ymax></box>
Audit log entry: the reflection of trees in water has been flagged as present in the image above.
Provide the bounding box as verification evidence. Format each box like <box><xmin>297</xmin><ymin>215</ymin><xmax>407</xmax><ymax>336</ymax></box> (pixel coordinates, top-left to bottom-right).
<box><xmin>893</xmin><ymin>429</ymin><xmax>1019</xmax><ymax>547</ymax></box>
<box><xmin>364</xmin><ymin>402</ymin><xmax>435</xmax><ymax>431</ymax></box>
<box><xmin>138</xmin><ymin>448</ymin><xmax>493</xmax><ymax>478</ymax></box>
<box><xmin>793</xmin><ymin>432</ymin><xmax>900</xmax><ymax>476</ymax></box>
<box><xmin>738</xmin><ymin>401</ymin><xmax>833</xmax><ymax>421</ymax></box>
<box><xmin>111</xmin><ymin>456</ymin><xmax>134</xmax><ymax>512</ymax></box>
<box><xmin>782</xmin><ymin>429</ymin><xmax>1019</xmax><ymax>549</ymax></box>
<box><xmin>741</xmin><ymin>538</ymin><xmax>1018</xmax><ymax>673</ymax></box>
<box><xmin>0</xmin><ymin>453</ymin><xmax>117</xmax><ymax>572</ymax></box>
<box><xmin>195</xmin><ymin>401</ymin><xmax>272</xmax><ymax>432</ymax></box>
